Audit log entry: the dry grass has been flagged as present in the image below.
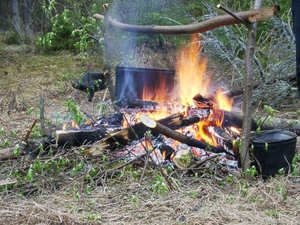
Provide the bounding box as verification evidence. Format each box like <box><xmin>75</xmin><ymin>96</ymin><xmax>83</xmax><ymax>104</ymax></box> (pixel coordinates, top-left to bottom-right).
<box><xmin>1</xmin><ymin>175</ymin><xmax>300</xmax><ymax>224</ymax></box>
<box><xmin>0</xmin><ymin>39</ymin><xmax>300</xmax><ymax>225</ymax></box>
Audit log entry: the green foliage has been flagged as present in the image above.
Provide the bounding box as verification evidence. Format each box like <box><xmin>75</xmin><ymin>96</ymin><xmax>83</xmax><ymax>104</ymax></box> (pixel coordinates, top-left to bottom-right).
<box><xmin>4</xmin><ymin>32</ymin><xmax>22</xmax><ymax>45</ymax></box>
<box><xmin>65</xmin><ymin>101</ymin><xmax>83</xmax><ymax>125</ymax></box>
<box><xmin>37</xmin><ymin>1</ymin><xmax>105</xmax><ymax>53</ymax></box>
<box><xmin>152</xmin><ymin>175</ymin><xmax>168</xmax><ymax>195</ymax></box>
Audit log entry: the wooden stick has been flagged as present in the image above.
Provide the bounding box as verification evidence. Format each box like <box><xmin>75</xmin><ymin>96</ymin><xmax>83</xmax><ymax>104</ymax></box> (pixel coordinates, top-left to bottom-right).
<box><xmin>139</xmin><ymin>138</ymin><xmax>152</xmax><ymax>185</ymax></box>
<box><xmin>39</xmin><ymin>96</ymin><xmax>46</xmax><ymax>136</ymax></box>
<box><xmin>189</xmin><ymin>154</ymin><xmax>219</xmax><ymax>169</ymax></box>
<box><xmin>159</xmin><ymin>166</ymin><xmax>177</xmax><ymax>191</ymax></box>
<box><xmin>241</xmin><ymin>0</ymin><xmax>262</xmax><ymax>171</ymax></box>
<box><xmin>139</xmin><ymin>114</ymin><xmax>233</xmax><ymax>155</ymax></box>
<box><xmin>92</xmin><ymin>113</ymin><xmax>183</xmax><ymax>149</ymax></box>
<box><xmin>93</xmin><ymin>6</ymin><xmax>279</xmax><ymax>34</ymax></box>
<box><xmin>24</xmin><ymin>119</ymin><xmax>37</xmax><ymax>143</ymax></box>
<box><xmin>105</xmin><ymin>152</ymin><xmax>146</xmax><ymax>174</ymax></box>
<box><xmin>217</xmin><ymin>4</ymin><xmax>250</xmax><ymax>26</ymax></box>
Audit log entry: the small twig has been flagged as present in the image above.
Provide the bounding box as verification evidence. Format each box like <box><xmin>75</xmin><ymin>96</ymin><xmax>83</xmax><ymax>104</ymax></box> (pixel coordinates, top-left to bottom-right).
<box><xmin>217</xmin><ymin>4</ymin><xmax>250</xmax><ymax>27</ymax></box>
<box><xmin>39</xmin><ymin>95</ymin><xmax>45</xmax><ymax>135</ymax></box>
<box><xmin>189</xmin><ymin>154</ymin><xmax>219</xmax><ymax>169</ymax></box>
<box><xmin>102</xmin><ymin>88</ymin><xmax>108</xmax><ymax>101</ymax></box>
<box><xmin>23</xmin><ymin>119</ymin><xmax>38</xmax><ymax>143</ymax></box>
<box><xmin>139</xmin><ymin>136</ymin><xmax>152</xmax><ymax>185</ymax></box>
<box><xmin>159</xmin><ymin>166</ymin><xmax>177</xmax><ymax>191</ymax></box>
<box><xmin>105</xmin><ymin>152</ymin><xmax>146</xmax><ymax>174</ymax></box>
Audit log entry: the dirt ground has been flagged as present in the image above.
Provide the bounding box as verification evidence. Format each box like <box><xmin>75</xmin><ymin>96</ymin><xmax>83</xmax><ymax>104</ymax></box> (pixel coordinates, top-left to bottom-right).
<box><xmin>0</xmin><ymin>38</ymin><xmax>300</xmax><ymax>225</ymax></box>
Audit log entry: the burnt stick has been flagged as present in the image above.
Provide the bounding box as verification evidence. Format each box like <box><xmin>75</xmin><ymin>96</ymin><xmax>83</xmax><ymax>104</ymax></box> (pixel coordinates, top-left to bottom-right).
<box><xmin>139</xmin><ymin>114</ymin><xmax>234</xmax><ymax>156</ymax></box>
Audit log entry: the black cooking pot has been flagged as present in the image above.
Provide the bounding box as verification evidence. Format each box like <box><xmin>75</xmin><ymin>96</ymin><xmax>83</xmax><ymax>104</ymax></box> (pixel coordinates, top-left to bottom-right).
<box><xmin>251</xmin><ymin>129</ymin><xmax>297</xmax><ymax>178</ymax></box>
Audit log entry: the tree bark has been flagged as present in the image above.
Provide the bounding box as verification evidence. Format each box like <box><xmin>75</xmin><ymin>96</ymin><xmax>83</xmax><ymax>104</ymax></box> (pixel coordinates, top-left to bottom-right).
<box><xmin>23</xmin><ymin>0</ymin><xmax>33</xmax><ymax>40</ymax></box>
<box><xmin>93</xmin><ymin>6</ymin><xmax>279</xmax><ymax>34</ymax></box>
<box><xmin>241</xmin><ymin>0</ymin><xmax>262</xmax><ymax>171</ymax></box>
<box><xmin>12</xmin><ymin>0</ymin><xmax>21</xmax><ymax>35</ymax></box>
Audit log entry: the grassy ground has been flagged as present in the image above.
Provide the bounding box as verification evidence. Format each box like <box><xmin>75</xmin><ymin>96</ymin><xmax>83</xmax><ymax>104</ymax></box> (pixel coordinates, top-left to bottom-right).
<box><xmin>0</xmin><ymin>37</ymin><xmax>300</xmax><ymax>225</ymax></box>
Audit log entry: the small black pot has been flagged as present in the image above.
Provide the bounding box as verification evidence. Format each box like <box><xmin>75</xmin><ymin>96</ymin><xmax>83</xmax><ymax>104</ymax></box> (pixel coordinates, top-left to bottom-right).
<box><xmin>252</xmin><ymin>129</ymin><xmax>297</xmax><ymax>178</ymax></box>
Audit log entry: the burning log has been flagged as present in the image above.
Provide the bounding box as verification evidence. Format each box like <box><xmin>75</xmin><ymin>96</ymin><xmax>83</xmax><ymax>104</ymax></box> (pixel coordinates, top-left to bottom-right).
<box><xmin>88</xmin><ymin>113</ymin><xmax>201</xmax><ymax>154</ymax></box>
<box><xmin>92</xmin><ymin>113</ymin><xmax>184</xmax><ymax>149</ymax></box>
<box><xmin>222</xmin><ymin>110</ymin><xmax>257</xmax><ymax>130</ymax></box>
<box><xmin>139</xmin><ymin>114</ymin><xmax>233</xmax><ymax>155</ymax></box>
<box><xmin>116</xmin><ymin>98</ymin><xmax>158</xmax><ymax>109</ymax></box>
<box><xmin>56</xmin><ymin>128</ymin><xmax>106</xmax><ymax>147</ymax></box>
<box><xmin>93</xmin><ymin>6</ymin><xmax>279</xmax><ymax>34</ymax></box>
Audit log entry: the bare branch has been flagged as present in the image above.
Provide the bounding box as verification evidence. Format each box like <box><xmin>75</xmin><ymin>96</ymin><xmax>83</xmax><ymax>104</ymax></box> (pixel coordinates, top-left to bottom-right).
<box><xmin>93</xmin><ymin>6</ymin><xmax>279</xmax><ymax>34</ymax></box>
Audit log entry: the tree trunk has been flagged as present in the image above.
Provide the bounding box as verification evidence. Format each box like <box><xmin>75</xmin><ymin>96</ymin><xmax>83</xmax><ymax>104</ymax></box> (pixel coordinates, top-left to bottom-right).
<box><xmin>12</xmin><ymin>0</ymin><xmax>21</xmax><ymax>35</ymax></box>
<box><xmin>23</xmin><ymin>0</ymin><xmax>33</xmax><ymax>40</ymax></box>
<box><xmin>241</xmin><ymin>0</ymin><xmax>262</xmax><ymax>171</ymax></box>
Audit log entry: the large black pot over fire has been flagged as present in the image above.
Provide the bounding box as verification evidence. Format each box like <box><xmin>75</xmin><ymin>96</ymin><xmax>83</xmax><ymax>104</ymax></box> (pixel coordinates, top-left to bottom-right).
<box><xmin>252</xmin><ymin>129</ymin><xmax>297</xmax><ymax>178</ymax></box>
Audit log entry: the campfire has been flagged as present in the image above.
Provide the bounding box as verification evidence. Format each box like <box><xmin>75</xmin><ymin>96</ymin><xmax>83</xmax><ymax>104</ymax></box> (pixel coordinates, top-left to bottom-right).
<box><xmin>55</xmin><ymin>35</ymin><xmax>243</xmax><ymax>172</ymax></box>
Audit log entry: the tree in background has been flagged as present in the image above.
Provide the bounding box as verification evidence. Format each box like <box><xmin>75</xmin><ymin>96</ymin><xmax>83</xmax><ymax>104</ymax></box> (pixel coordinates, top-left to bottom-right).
<box><xmin>12</xmin><ymin>0</ymin><xmax>21</xmax><ymax>36</ymax></box>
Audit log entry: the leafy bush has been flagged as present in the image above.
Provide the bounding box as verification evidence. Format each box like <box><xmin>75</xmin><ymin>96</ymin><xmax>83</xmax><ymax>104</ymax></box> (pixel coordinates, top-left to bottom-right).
<box><xmin>36</xmin><ymin>1</ymin><xmax>105</xmax><ymax>54</ymax></box>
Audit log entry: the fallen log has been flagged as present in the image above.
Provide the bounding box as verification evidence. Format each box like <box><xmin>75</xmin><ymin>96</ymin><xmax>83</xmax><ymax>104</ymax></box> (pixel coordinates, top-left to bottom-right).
<box><xmin>254</xmin><ymin>116</ymin><xmax>300</xmax><ymax>135</ymax></box>
<box><xmin>93</xmin><ymin>6</ymin><xmax>279</xmax><ymax>34</ymax></box>
<box><xmin>0</xmin><ymin>144</ymin><xmax>25</xmax><ymax>160</ymax></box>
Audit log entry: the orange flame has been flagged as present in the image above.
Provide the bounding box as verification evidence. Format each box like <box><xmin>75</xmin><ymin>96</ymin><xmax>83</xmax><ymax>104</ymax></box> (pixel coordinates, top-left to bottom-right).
<box><xmin>230</xmin><ymin>126</ymin><xmax>241</xmax><ymax>135</ymax></box>
<box><xmin>176</xmin><ymin>34</ymin><xmax>210</xmax><ymax>107</ymax></box>
<box><xmin>215</xmin><ymin>89</ymin><xmax>233</xmax><ymax>111</ymax></box>
<box><xmin>122</xmin><ymin>34</ymin><xmax>235</xmax><ymax>148</ymax></box>
<box><xmin>71</xmin><ymin>120</ymin><xmax>79</xmax><ymax>129</ymax></box>
<box><xmin>85</xmin><ymin>120</ymin><xmax>92</xmax><ymax>126</ymax></box>
<box><xmin>142</xmin><ymin>76</ymin><xmax>169</xmax><ymax>102</ymax></box>
<box><xmin>170</xmin><ymin>152</ymin><xmax>175</xmax><ymax>161</ymax></box>
<box><xmin>162</xmin><ymin>151</ymin><xmax>166</xmax><ymax>160</ymax></box>
<box><xmin>62</xmin><ymin>123</ymin><xmax>67</xmax><ymax>130</ymax></box>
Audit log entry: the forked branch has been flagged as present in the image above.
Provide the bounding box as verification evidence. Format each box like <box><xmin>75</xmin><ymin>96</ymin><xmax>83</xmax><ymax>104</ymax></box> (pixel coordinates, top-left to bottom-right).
<box><xmin>93</xmin><ymin>6</ymin><xmax>279</xmax><ymax>34</ymax></box>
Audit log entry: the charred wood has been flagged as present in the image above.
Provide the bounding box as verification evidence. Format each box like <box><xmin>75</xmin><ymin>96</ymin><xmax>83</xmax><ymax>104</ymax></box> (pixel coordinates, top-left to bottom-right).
<box><xmin>56</xmin><ymin>128</ymin><xmax>106</xmax><ymax>147</ymax></box>
<box><xmin>140</xmin><ymin>114</ymin><xmax>234</xmax><ymax>156</ymax></box>
<box><xmin>115</xmin><ymin>98</ymin><xmax>158</xmax><ymax>108</ymax></box>
<box><xmin>98</xmin><ymin>113</ymin><xmax>184</xmax><ymax>149</ymax></box>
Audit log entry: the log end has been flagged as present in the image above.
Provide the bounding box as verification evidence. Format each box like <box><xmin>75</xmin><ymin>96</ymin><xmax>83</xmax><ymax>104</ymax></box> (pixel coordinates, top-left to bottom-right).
<box><xmin>140</xmin><ymin>114</ymin><xmax>157</xmax><ymax>129</ymax></box>
<box><xmin>93</xmin><ymin>13</ymin><xmax>105</xmax><ymax>21</ymax></box>
<box><xmin>248</xmin><ymin>6</ymin><xmax>280</xmax><ymax>23</ymax></box>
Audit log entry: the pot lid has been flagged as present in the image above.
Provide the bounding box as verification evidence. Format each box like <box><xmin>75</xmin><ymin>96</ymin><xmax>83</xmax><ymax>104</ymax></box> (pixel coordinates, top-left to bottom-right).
<box><xmin>252</xmin><ymin>129</ymin><xmax>296</xmax><ymax>144</ymax></box>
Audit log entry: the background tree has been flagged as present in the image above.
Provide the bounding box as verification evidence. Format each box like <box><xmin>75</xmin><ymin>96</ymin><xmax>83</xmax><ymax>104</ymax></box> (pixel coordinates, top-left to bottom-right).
<box><xmin>12</xmin><ymin>0</ymin><xmax>21</xmax><ymax>35</ymax></box>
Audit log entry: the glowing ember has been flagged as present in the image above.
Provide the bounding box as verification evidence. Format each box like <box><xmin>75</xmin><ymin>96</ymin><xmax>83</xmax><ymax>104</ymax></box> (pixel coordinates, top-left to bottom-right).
<box><xmin>85</xmin><ymin>120</ymin><xmax>92</xmax><ymax>126</ymax></box>
<box><xmin>170</xmin><ymin>152</ymin><xmax>175</xmax><ymax>161</ymax></box>
<box><xmin>230</xmin><ymin>126</ymin><xmax>241</xmax><ymax>135</ymax></box>
<box><xmin>162</xmin><ymin>151</ymin><xmax>166</xmax><ymax>160</ymax></box>
<box><xmin>62</xmin><ymin>123</ymin><xmax>67</xmax><ymax>130</ymax></box>
<box><xmin>71</xmin><ymin>120</ymin><xmax>79</xmax><ymax>129</ymax></box>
